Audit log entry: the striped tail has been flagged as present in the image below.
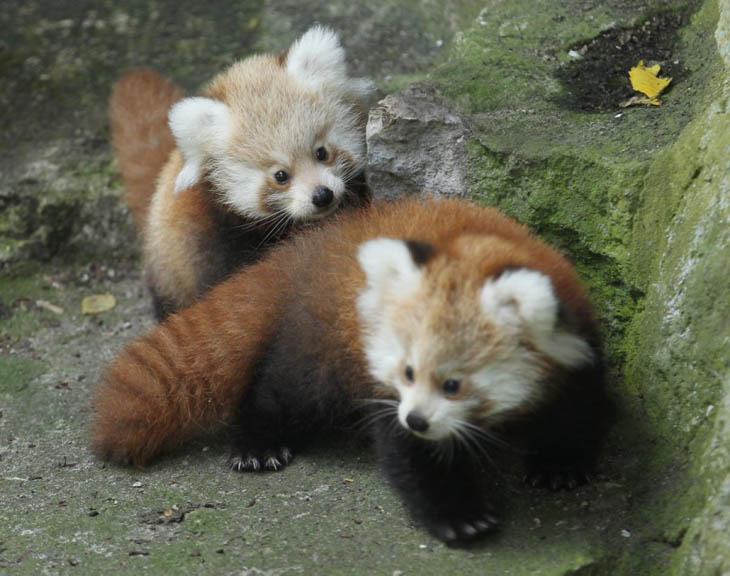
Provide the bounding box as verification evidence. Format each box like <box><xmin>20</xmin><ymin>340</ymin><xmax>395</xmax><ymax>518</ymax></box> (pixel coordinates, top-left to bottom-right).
<box><xmin>109</xmin><ymin>68</ymin><xmax>184</xmax><ymax>229</ymax></box>
<box><xmin>91</xmin><ymin>262</ymin><xmax>283</xmax><ymax>466</ymax></box>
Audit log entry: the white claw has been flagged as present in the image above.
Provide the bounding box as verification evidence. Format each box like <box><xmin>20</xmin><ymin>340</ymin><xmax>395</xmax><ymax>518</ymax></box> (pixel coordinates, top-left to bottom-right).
<box><xmin>461</xmin><ymin>523</ymin><xmax>478</xmax><ymax>537</ymax></box>
<box><xmin>474</xmin><ymin>520</ymin><xmax>490</xmax><ymax>531</ymax></box>
<box><xmin>280</xmin><ymin>447</ymin><xmax>293</xmax><ymax>463</ymax></box>
<box><xmin>443</xmin><ymin>526</ymin><xmax>457</xmax><ymax>541</ymax></box>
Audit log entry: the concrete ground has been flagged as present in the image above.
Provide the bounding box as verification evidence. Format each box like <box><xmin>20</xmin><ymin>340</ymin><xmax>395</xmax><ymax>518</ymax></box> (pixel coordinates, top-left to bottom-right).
<box><xmin>0</xmin><ymin>262</ymin><xmax>634</xmax><ymax>574</ymax></box>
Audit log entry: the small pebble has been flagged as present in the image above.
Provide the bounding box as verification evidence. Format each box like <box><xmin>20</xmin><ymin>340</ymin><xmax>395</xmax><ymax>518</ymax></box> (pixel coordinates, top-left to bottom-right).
<box><xmin>621</xmin><ymin>529</ymin><xmax>631</xmax><ymax>538</ymax></box>
<box><xmin>132</xmin><ymin>481</ymin><xmax>142</xmax><ymax>488</ymax></box>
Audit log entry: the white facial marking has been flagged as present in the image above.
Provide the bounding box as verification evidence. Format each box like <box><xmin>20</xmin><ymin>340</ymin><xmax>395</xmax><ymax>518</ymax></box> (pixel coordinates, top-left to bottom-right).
<box><xmin>471</xmin><ymin>358</ymin><xmax>543</xmax><ymax>417</ymax></box>
<box><xmin>286</xmin><ymin>164</ymin><xmax>345</xmax><ymax>220</ymax></box>
<box><xmin>210</xmin><ymin>163</ymin><xmax>266</xmax><ymax>217</ymax></box>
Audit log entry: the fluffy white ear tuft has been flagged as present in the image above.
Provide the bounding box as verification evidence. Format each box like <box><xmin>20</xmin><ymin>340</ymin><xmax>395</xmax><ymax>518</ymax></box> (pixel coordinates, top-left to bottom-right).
<box><xmin>358</xmin><ymin>238</ymin><xmax>423</xmax><ymax>296</ymax></box>
<box><xmin>168</xmin><ymin>97</ymin><xmax>231</xmax><ymax>193</ymax></box>
<box><xmin>346</xmin><ymin>77</ymin><xmax>376</xmax><ymax>102</ymax></box>
<box><xmin>481</xmin><ymin>269</ymin><xmax>558</xmax><ymax>331</ymax></box>
<box><xmin>286</xmin><ymin>26</ymin><xmax>347</xmax><ymax>91</ymax></box>
<box><xmin>481</xmin><ymin>269</ymin><xmax>593</xmax><ymax>367</ymax></box>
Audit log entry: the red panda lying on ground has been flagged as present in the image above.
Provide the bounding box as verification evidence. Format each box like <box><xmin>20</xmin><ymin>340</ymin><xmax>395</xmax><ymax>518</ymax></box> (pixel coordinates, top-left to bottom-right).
<box><xmin>109</xmin><ymin>26</ymin><xmax>371</xmax><ymax>319</ymax></box>
<box><xmin>91</xmin><ymin>197</ymin><xmax>611</xmax><ymax>543</ymax></box>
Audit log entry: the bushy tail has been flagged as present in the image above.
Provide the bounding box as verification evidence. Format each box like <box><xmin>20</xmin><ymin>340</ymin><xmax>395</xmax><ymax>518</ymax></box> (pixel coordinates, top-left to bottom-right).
<box><xmin>109</xmin><ymin>68</ymin><xmax>184</xmax><ymax>229</ymax></box>
<box><xmin>91</xmin><ymin>263</ymin><xmax>283</xmax><ymax>466</ymax></box>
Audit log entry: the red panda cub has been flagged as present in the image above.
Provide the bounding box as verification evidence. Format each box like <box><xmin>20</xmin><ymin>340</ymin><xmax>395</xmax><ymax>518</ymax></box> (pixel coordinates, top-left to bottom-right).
<box><xmin>91</xmin><ymin>197</ymin><xmax>611</xmax><ymax>543</ymax></box>
<box><xmin>109</xmin><ymin>26</ymin><xmax>372</xmax><ymax>319</ymax></box>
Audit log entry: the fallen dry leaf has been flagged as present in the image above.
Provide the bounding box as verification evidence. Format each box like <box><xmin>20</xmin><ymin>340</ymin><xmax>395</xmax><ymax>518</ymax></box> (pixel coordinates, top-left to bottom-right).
<box><xmin>81</xmin><ymin>293</ymin><xmax>116</xmax><ymax>315</ymax></box>
<box><xmin>625</xmin><ymin>60</ymin><xmax>672</xmax><ymax>106</ymax></box>
<box><xmin>36</xmin><ymin>300</ymin><xmax>64</xmax><ymax>315</ymax></box>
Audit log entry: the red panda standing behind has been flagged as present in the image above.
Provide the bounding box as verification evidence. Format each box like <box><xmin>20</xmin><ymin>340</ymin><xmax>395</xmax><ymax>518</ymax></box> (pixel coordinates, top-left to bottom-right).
<box><xmin>91</xmin><ymin>197</ymin><xmax>612</xmax><ymax>543</ymax></box>
<box><xmin>109</xmin><ymin>27</ymin><xmax>372</xmax><ymax>319</ymax></box>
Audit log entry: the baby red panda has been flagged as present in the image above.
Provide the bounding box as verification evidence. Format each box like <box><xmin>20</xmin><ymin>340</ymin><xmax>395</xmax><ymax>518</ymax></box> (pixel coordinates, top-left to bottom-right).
<box><xmin>109</xmin><ymin>26</ymin><xmax>372</xmax><ymax>318</ymax></box>
<box><xmin>91</xmin><ymin>197</ymin><xmax>611</xmax><ymax>543</ymax></box>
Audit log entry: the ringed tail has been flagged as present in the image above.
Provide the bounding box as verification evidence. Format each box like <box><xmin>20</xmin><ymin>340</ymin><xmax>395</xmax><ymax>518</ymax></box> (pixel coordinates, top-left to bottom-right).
<box><xmin>109</xmin><ymin>68</ymin><xmax>184</xmax><ymax>229</ymax></box>
<box><xmin>91</xmin><ymin>261</ymin><xmax>284</xmax><ymax>466</ymax></box>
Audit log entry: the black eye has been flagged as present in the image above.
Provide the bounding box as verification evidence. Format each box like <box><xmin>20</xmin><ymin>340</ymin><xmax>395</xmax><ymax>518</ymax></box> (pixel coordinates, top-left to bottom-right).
<box><xmin>274</xmin><ymin>170</ymin><xmax>289</xmax><ymax>184</ymax></box>
<box><xmin>315</xmin><ymin>146</ymin><xmax>328</xmax><ymax>162</ymax></box>
<box><xmin>404</xmin><ymin>365</ymin><xmax>414</xmax><ymax>382</ymax></box>
<box><xmin>442</xmin><ymin>379</ymin><xmax>460</xmax><ymax>395</ymax></box>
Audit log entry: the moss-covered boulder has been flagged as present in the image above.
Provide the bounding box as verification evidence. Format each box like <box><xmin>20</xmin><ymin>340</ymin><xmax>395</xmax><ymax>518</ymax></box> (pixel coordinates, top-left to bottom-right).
<box><xmin>368</xmin><ymin>0</ymin><xmax>730</xmax><ymax>572</ymax></box>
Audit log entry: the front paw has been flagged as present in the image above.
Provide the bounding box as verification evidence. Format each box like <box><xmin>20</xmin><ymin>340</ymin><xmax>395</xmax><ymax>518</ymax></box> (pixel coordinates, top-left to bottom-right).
<box><xmin>228</xmin><ymin>446</ymin><xmax>293</xmax><ymax>472</ymax></box>
<box><xmin>424</xmin><ymin>510</ymin><xmax>499</xmax><ymax>543</ymax></box>
<box><xmin>525</xmin><ymin>458</ymin><xmax>587</xmax><ymax>491</ymax></box>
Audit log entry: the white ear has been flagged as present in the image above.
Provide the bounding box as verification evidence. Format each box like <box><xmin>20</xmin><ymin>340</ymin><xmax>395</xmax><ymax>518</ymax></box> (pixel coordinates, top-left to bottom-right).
<box><xmin>481</xmin><ymin>269</ymin><xmax>593</xmax><ymax>367</ymax></box>
<box><xmin>358</xmin><ymin>238</ymin><xmax>423</xmax><ymax>298</ymax></box>
<box><xmin>481</xmin><ymin>269</ymin><xmax>558</xmax><ymax>331</ymax></box>
<box><xmin>286</xmin><ymin>26</ymin><xmax>348</xmax><ymax>91</ymax></box>
<box><xmin>168</xmin><ymin>97</ymin><xmax>232</xmax><ymax>193</ymax></box>
<box><xmin>346</xmin><ymin>77</ymin><xmax>376</xmax><ymax>101</ymax></box>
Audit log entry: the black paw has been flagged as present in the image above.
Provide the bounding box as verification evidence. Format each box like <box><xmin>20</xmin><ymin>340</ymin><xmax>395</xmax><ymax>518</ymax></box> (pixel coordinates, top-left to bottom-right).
<box><xmin>228</xmin><ymin>447</ymin><xmax>293</xmax><ymax>472</ymax></box>
<box><xmin>524</xmin><ymin>460</ymin><xmax>587</xmax><ymax>491</ymax></box>
<box><xmin>425</xmin><ymin>511</ymin><xmax>499</xmax><ymax>543</ymax></box>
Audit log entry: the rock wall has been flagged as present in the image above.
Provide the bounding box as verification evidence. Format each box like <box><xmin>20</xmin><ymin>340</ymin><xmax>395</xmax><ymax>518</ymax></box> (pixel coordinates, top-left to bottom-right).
<box><xmin>367</xmin><ymin>0</ymin><xmax>730</xmax><ymax>573</ymax></box>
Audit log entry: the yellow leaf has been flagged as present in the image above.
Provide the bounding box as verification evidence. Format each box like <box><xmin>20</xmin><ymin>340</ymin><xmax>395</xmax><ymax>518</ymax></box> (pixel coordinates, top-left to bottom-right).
<box><xmin>81</xmin><ymin>293</ymin><xmax>116</xmax><ymax>315</ymax></box>
<box><xmin>629</xmin><ymin>60</ymin><xmax>672</xmax><ymax>105</ymax></box>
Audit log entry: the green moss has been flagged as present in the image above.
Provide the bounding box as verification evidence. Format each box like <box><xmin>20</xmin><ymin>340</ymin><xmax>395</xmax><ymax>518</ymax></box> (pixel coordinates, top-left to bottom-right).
<box><xmin>432</xmin><ymin>0</ymin><xmax>729</xmax><ymax>572</ymax></box>
<box><xmin>468</xmin><ymin>141</ymin><xmax>642</xmax><ymax>362</ymax></box>
<box><xmin>0</xmin><ymin>356</ymin><xmax>48</xmax><ymax>394</ymax></box>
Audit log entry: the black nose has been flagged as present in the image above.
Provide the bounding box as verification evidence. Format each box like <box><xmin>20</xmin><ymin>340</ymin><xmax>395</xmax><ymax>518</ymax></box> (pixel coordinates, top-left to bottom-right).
<box><xmin>406</xmin><ymin>411</ymin><xmax>429</xmax><ymax>433</ymax></box>
<box><xmin>312</xmin><ymin>186</ymin><xmax>334</xmax><ymax>208</ymax></box>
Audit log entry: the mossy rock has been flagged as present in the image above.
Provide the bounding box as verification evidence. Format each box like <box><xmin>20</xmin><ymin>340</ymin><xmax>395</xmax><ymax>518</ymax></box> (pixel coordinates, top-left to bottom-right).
<box><xmin>368</xmin><ymin>0</ymin><xmax>730</xmax><ymax>572</ymax></box>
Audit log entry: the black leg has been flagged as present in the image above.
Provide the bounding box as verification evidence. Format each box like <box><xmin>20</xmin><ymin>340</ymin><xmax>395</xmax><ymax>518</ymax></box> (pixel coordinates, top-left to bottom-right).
<box><xmin>524</xmin><ymin>360</ymin><xmax>614</xmax><ymax>490</ymax></box>
<box><xmin>372</xmin><ymin>419</ymin><xmax>499</xmax><ymax>543</ymax></box>
<box><xmin>228</xmin><ymin>385</ymin><xmax>295</xmax><ymax>472</ymax></box>
<box><xmin>149</xmin><ymin>284</ymin><xmax>175</xmax><ymax>321</ymax></box>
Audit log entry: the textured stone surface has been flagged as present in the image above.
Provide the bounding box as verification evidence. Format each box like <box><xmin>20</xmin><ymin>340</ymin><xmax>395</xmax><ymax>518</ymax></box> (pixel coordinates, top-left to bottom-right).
<box><xmin>0</xmin><ymin>0</ymin><xmax>480</xmax><ymax>268</ymax></box>
<box><xmin>1</xmin><ymin>0</ymin><xmax>729</xmax><ymax>574</ymax></box>
<box><xmin>366</xmin><ymin>83</ymin><xmax>470</xmax><ymax>198</ymax></box>
<box><xmin>367</xmin><ymin>0</ymin><xmax>730</xmax><ymax>573</ymax></box>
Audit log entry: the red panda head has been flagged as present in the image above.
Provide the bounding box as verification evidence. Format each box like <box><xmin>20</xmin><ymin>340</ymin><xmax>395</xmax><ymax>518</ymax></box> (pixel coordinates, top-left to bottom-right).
<box><xmin>168</xmin><ymin>26</ymin><xmax>372</xmax><ymax>221</ymax></box>
<box><xmin>356</xmin><ymin>235</ymin><xmax>593</xmax><ymax>442</ymax></box>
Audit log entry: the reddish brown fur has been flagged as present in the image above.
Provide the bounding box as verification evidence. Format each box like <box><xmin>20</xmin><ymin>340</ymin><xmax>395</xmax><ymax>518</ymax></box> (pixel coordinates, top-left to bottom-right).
<box><xmin>109</xmin><ymin>69</ymin><xmax>184</xmax><ymax>229</ymax></box>
<box><xmin>109</xmin><ymin>60</ymin><xmax>370</xmax><ymax>315</ymax></box>
<box><xmin>91</xmin><ymin>197</ymin><xmax>595</xmax><ymax>466</ymax></box>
